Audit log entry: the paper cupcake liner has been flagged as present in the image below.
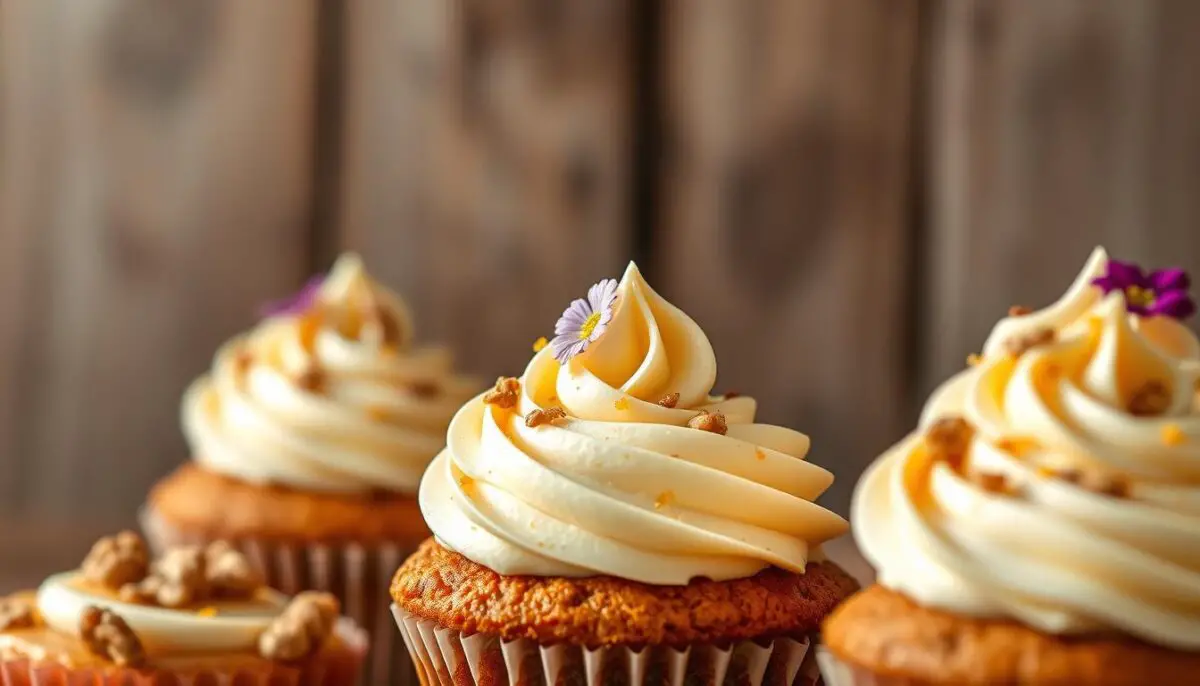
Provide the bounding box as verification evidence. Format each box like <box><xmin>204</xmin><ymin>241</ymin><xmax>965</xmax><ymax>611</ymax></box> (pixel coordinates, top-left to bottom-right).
<box><xmin>141</xmin><ymin>508</ymin><xmax>415</xmax><ymax>686</ymax></box>
<box><xmin>392</xmin><ymin>604</ymin><xmax>823</xmax><ymax>686</ymax></box>
<box><xmin>0</xmin><ymin>619</ymin><xmax>368</xmax><ymax>685</ymax></box>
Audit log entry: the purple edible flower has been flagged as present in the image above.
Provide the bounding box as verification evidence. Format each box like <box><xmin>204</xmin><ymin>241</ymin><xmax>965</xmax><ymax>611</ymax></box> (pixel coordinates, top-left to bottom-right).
<box><xmin>550</xmin><ymin>278</ymin><xmax>619</xmax><ymax>363</ymax></box>
<box><xmin>260</xmin><ymin>275</ymin><xmax>325</xmax><ymax>318</ymax></box>
<box><xmin>1092</xmin><ymin>260</ymin><xmax>1195</xmax><ymax>319</ymax></box>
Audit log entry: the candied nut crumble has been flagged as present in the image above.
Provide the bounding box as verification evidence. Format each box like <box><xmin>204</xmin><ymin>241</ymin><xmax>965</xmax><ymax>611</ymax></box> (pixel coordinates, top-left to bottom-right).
<box><xmin>1129</xmin><ymin>380</ymin><xmax>1171</xmax><ymax>417</ymax></box>
<box><xmin>925</xmin><ymin>417</ymin><xmax>974</xmax><ymax>470</ymax></box>
<box><xmin>409</xmin><ymin>381</ymin><xmax>440</xmax><ymax>398</ymax></box>
<box><xmin>296</xmin><ymin>365</ymin><xmax>326</xmax><ymax>393</ymax></box>
<box><xmin>258</xmin><ymin>592</ymin><xmax>340</xmax><ymax>661</ymax></box>
<box><xmin>974</xmin><ymin>472</ymin><xmax>1012</xmax><ymax>495</ymax></box>
<box><xmin>525</xmin><ymin>406</ymin><xmax>567</xmax><ymax>428</ymax></box>
<box><xmin>1003</xmin><ymin>327</ymin><xmax>1055</xmax><ymax>357</ymax></box>
<box><xmin>1055</xmin><ymin>469</ymin><xmax>1130</xmax><ymax>498</ymax></box>
<box><xmin>81</xmin><ymin>606</ymin><xmax>145</xmax><ymax>667</ymax></box>
<box><xmin>1008</xmin><ymin>305</ymin><xmax>1033</xmax><ymax>317</ymax></box>
<box><xmin>204</xmin><ymin>541</ymin><xmax>262</xmax><ymax>598</ymax></box>
<box><xmin>688</xmin><ymin>411</ymin><xmax>728</xmax><ymax>435</ymax></box>
<box><xmin>81</xmin><ymin>531</ymin><xmax>149</xmax><ymax>590</ymax></box>
<box><xmin>0</xmin><ymin>597</ymin><xmax>35</xmax><ymax>632</ymax></box>
<box><xmin>658</xmin><ymin>392</ymin><xmax>680</xmax><ymax>409</ymax></box>
<box><xmin>483</xmin><ymin>377</ymin><xmax>520</xmax><ymax>409</ymax></box>
<box><xmin>121</xmin><ymin>546</ymin><xmax>208</xmax><ymax>609</ymax></box>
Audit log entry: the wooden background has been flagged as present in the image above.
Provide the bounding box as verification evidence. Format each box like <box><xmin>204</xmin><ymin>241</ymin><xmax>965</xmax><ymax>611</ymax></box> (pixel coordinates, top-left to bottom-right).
<box><xmin>3</xmin><ymin>0</ymin><xmax>1200</xmax><ymax>585</ymax></box>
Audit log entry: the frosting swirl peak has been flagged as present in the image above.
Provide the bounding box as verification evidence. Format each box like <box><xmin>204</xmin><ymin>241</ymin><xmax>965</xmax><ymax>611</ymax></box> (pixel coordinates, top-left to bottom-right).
<box><xmin>183</xmin><ymin>254</ymin><xmax>479</xmax><ymax>494</ymax></box>
<box><xmin>856</xmin><ymin>247</ymin><xmax>1200</xmax><ymax>650</ymax></box>
<box><xmin>422</xmin><ymin>263</ymin><xmax>848</xmax><ymax>585</ymax></box>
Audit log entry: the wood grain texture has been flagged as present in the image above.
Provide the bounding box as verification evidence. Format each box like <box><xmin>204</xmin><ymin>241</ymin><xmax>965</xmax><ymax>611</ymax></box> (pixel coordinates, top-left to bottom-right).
<box><xmin>336</xmin><ymin>0</ymin><xmax>633</xmax><ymax>381</ymax></box>
<box><xmin>656</xmin><ymin>0</ymin><xmax>922</xmax><ymax>512</ymax></box>
<box><xmin>922</xmin><ymin>0</ymin><xmax>1200</xmax><ymax>399</ymax></box>
<box><xmin>0</xmin><ymin>0</ymin><xmax>317</xmax><ymax>519</ymax></box>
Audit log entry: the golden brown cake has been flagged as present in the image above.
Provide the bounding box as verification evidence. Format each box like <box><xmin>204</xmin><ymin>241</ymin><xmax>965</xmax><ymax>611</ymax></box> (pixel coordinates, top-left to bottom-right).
<box><xmin>390</xmin><ymin>263</ymin><xmax>854</xmax><ymax>686</ymax></box>
<box><xmin>821</xmin><ymin>249</ymin><xmax>1200</xmax><ymax>685</ymax></box>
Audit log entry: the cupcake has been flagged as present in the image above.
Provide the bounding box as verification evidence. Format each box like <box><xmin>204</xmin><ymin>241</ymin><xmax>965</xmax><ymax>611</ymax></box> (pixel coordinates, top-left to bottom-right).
<box><xmin>821</xmin><ymin>248</ymin><xmax>1200</xmax><ymax>685</ymax></box>
<box><xmin>143</xmin><ymin>253</ymin><xmax>478</xmax><ymax>684</ymax></box>
<box><xmin>0</xmin><ymin>531</ymin><xmax>366</xmax><ymax>684</ymax></box>
<box><xmin>391</xmin><ymin>263</ymin><xmax>856</xmax><ymax>686</ymax></box>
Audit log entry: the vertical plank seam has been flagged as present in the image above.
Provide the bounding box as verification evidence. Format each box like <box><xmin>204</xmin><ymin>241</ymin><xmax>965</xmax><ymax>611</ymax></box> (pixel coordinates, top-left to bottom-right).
<box><xmin>630</xmin><ymin>0</ymin><xmax>662</xmax><ymax>272</ymax></box>
<box><xmin>307</xmin><ymin>0</ymin><xmax>348</xmax><ymax>273</ymax></box>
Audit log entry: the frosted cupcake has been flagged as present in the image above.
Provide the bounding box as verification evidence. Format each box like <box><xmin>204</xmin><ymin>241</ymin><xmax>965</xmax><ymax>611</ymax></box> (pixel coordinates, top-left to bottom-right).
<box><xmin>143</xmin><ymin>253</ymin><xmax>478</xmax><ymax>684</ymax></box>
<box><xmin>392</xmin><ymin>263</ymin><xmax>855</xmax><ymax>686</ymax></box>
<box><xmin>821</xmin><ymin>248</ymin><xmax>1200</xmax><ymax>685</ymax></box>
<box><xmin>0</xmin><ymin>531</ymin><xmax>365</xmax><ymax>684</ymax></box>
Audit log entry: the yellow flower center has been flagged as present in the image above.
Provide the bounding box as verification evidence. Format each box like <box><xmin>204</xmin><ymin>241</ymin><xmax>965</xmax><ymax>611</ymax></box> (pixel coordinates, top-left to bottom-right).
<box><xmin>1126</xmin><ymin>285</ymin><xmax>1156</xmax><ymax>308</ymax></box>
<box><xmin>578</xmin><ymin>312</ymin><xmax>602</xmax><ymax>340</ymax></box>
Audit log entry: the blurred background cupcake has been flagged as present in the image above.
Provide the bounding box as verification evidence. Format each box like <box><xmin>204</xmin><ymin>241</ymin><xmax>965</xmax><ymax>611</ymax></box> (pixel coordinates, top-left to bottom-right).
<box><xmin>143</xmin><ymin>253</ymin><xmax>478</xmax><ymax>684</ymax></box>
<box><xmin>821</xmin><ymin>248</ymin><xmax>1200</xmax><ymax>685</ymax></box>
<box><xmin>391</xmin><ymin>263</ymin><xmax>857</xmax><ymax>686</ymax></box>
<box><xmin>0</xmin><ymin>531</ymin><xmax>366</xmax><ymax>685</ymax></box>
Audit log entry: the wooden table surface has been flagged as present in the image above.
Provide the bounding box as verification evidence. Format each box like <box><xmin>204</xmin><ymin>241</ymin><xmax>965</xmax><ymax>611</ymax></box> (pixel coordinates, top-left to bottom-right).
<box><xmin>1</xmin><ymin>519</ymin><xmax>874</xmax><ymax>594</ymax></box>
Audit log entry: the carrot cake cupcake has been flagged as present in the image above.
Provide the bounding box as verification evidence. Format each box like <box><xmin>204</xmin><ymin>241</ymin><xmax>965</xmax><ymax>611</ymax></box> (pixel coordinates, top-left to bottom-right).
<box><xmin>143</xmin><ymin>253</ymin><xmax>478</xmax><ymax>684</ymax></box>
<box><xmin>392</xmin><ymin>263</ymin><xmax>856</xmax><ymax>686</ymax></box>
<box><xmin>0</xmin><ymin>531</ymin><xmax>365</xmax><ymax>684</ymax></box>
<box><xmin>821</xmin><ymin>248</ymin><xmax>1200</xmax><ymax>685</ymax></box>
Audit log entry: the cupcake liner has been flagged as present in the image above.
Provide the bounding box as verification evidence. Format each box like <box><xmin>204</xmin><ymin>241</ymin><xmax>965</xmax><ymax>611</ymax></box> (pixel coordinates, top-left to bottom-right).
<box><xmin>0</xmin><ymin>618</ymin><xmax>367</xmax><ymax>685</ymax></box>
<box><xmin>141</xmin><ymin>507</ymin><xmax>415</xmax><ymax>686</ymax></box>
<box><xmin>392</xmin><ymin>604</ymin><xmax>824</xmax><ymax>686</ymax></box>
<box><xmin>815</xmin><ymin>647</ymin><xmax>908</xmax><ymax>686</ymax></box>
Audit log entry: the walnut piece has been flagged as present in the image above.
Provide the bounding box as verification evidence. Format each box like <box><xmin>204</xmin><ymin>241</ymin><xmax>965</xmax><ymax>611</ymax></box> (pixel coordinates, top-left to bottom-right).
<box><xmin>409</xmin><ymin>381</ymin><xmax>440</xmax><ymax>398</ymax></box>
<box><xmin>483</xmin><ymin>377</ymin><xmax>521</xmax><ymax>409</ymax></box>
<box><xmin>723</xmin><ymin>391</ymin><xmax>742</xmax><ymax>399</ymax></box>
<box><xmin>258</xmin><ymin>592</ymin><xmax>340</xmax><ymax>661</ymax></box>
<box><xmin>296</xmin><ymin>365</ymin><xmax>326</xmax><ymax>394</ymax></box>
<box><xmin>81</xmin><ymin>531</ymin><xmax>149</xmax><ymax>590</ymax></box>
<box><xmin>1003</xmin><ymin>327</ymin><xmax>1056</xmax><ymax>357</ymax></box>
<box><xmin>1008</xmin><ymin>305</ymin><xmax>1033</xmax><ymax>317</ymax></box>
<box><xmin>1129</xmin><ymin>380</ymin><xmax>1171</xmax><ymax>417</ymax></box>
<box><xmin>525</xmin><ymin>406</ymin><xmax>567</xmax><ymax>428</ymax></box>
<box><xmin>1056</xmin><ymin>469</ymin><xmax>1130</xmax><ymax>499</ymax></box>
<box><xmin>205</xmin><ymin>541</ymin><xmax>262</xmax><ymax>598</ymax></box>
<box><xmin>0</xmin><ymin>597</ymin><xmax>35</xmax><ymax>632</ymax></box>
<box><xmin>974</xmin><ymin>472</ymin><xmax>1012</xmax><ymax>495</ymax></box>
<box><xmin>657</xmin><ymin>392</ymin><xmax>680</xmax><ymax>409</ymax></box>
<box><xmin>688</xmin><ymin>411</ymin><xmax>728</xmax><ymax>435</ymax></box>
<box><xmin>925</xmin><ymin>416</ymin><xmax>974</xmax><ymax>470</ymax></box>
<box><xmin>81</xmin><ymin>606</ymin><xmax>145</xmax><ymax>668</ymax></box>
<box><xmin>121</xmin><ymin>546</ymin><xmax>208</xmax><ymax>609</ymax></box>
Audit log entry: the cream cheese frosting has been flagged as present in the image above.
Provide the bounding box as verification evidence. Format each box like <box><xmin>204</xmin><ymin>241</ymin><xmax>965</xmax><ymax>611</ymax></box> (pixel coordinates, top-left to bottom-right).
<box><xmin>36</xmin><ymin>572</ymin><xmax>287</xmax><ymax>654</ymax></box>
<box><xmin>855</xmin><ymin>247</ymin><xmax>1200</xmax><ymax>650</ymax></box>
<box><xmin>183</xmin><ymin>254</ymin><xmax>479</xmax><ymax>494</ymax></box>
<box><xmin>421</xmin><ymin>262</ymin><xmax>848</xmax><ymax>585</ymax></box>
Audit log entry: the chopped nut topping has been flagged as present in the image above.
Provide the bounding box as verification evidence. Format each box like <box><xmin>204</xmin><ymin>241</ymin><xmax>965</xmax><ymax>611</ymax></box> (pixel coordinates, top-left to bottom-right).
<box><xmin>688</xmin><ymin>411</ymin><xmax>728</xmax><ymax>435</ymax></box>
<box><xmin>1054</xmin><ymin>469</ymin><xmax>1129</xmax><ymax>498</ymax></box>
<box><xmin>81</xmin><ymin>606</ymin><xmax>145</xmax><ymax>668</ymax></box>
<box><xmin>204</xmin><ymin>541</ymin><xmax>262</xmax><ymax>598</ymax></box>
<box><xmin>1004</xmin><ymin>327</ymin><xmax>1056</xmax><ymax>357</ymax></box>
<box><xmin>234</xmin><ymin>348</ymin><xmax>254</xmax><ymax>374</ymax></box>
<box><xmin>0</xmin><ymin>597</ymin><xmax>35</xmax><ymax>632</ymax></box>
<box><xmin>258</xmin><ymin>592</ymin><xmax>340</xmax><ymax>661</ymax></box>
<box><xmin>296</xmin><ymin>365</ymin><xmax>326</xmax><ymax>393</ymax></box>
<box><xmin>658</xmin><ymin>392</ymin><xmax>680</xmax><ymax>408</ymax></box>
<box><xmin>525</xmin><ymin>406</ymin><xmax>567</xmax><ymax>428</ymax></box>
<box><xmin>1008</xmin><ymin>305</ymin><xmax>1033</xmax><ymax>317</ymax></box>
<box><xmin>81</xmin><ymin>531</ymin><xmax>149</xmax><ymax>590</ymax></box>
<box><xmin>925</xmin><ymin>417</ymin><xmax>974</xmax><ymax>470</ymax></box>
<box><xmin>121</xmin><ymin>546</ymin><xmax>208</xmax><ymax>609</ymax></box>
<box><xmin>1162</xmin><ymin>424</ymin><xmax>1186</xmax><ymax>446</ymax></box>
<box><xmin>974</xmin><ymin>472</ymin><xmax>1012</xmax><ymax>495</ymax></box>
<box><xmin>1129</xmin><ymin>380</ymin><xmax>1171</xmax><ymax>417</ymax></box>
<box><xmin>483</xmin><ymin>377</ymin><xmax>520</xmax><ymax>409</ymax></box>
<box><xmin>409</xmin><ymin>381</ymin><xmax>440</xmax><ymax>398</ymax></box>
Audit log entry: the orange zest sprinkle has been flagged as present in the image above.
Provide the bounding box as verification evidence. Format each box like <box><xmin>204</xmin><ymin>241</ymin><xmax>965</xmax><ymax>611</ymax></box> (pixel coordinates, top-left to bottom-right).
<box><xmin>653</xmin><ymin>491</ymin><xmax>675</xmax><ymax>510</ymax></box>
<box><xmin>533</xmin><ymin>336</ymin><xmax>548</xmax><ymax>353</ymax></box>
<box><xmin>966</xmin><ymin>353</ymin><xmax>982</xmax><ymax>367</ymax></box>
<box><xmin>366</xmin><ymin>405</ymin><xmax>391</xmax><ymax>422</ymax></box>
<box><xmin>755</xmin><ymin>448</ymin><xmax>766</xmax><ymax>461</ymax></box>
<box><xmin>1162</xmin><ymin>424</ymin><xmax>1186</xmax><ymax>446</ymax></box>
<box><xmin>613</xmin><ymin>397</ymin><xmax>630</xmax><ymax>411</ymax></box>
<box><xmin>196</xmin><ymin>607</ymin><xmax>218</xmax><ymax>618</ymax></box>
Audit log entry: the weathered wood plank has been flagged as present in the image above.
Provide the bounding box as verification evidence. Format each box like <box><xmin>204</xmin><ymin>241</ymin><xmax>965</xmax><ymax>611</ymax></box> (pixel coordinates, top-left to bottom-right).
<box><xmin>0</xmin><ymin>0</ymin><xmax>318</xmax><ymax>519</ymax></box>
<box><xmin>656</xmin><ymin>0</ymin><xmax>922</xmax><ymax>513</ymax></box>
<box><xmin>336</xmin><ymin>0</ymin><xmax>634</xmax><ymax>378</ymax></box>
<box><xmin>924</xmin><ymin>0</ymin><xmax>1200</xmax><ymax>396</ymax></box>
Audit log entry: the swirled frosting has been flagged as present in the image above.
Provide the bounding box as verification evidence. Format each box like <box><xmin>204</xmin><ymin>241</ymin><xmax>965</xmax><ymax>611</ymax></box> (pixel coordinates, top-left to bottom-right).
<box><xmin>183</xmin><ymin>254</ymin><xmax>479</xmax><ymax>494</ymax></box>
<box><xmin>856</xmin><ymin>247</ymin><xmax>1200</xmax><ymax>650</ymax></box>
<box><xmin>421</xmin><ymin>262</ymin><xmax>848</xmax><ymax>585</ymax></box>
<box><xmin>35</xmin><ymin>572</ymin><xmax>288</xmax><ymax>654</ymax></box>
